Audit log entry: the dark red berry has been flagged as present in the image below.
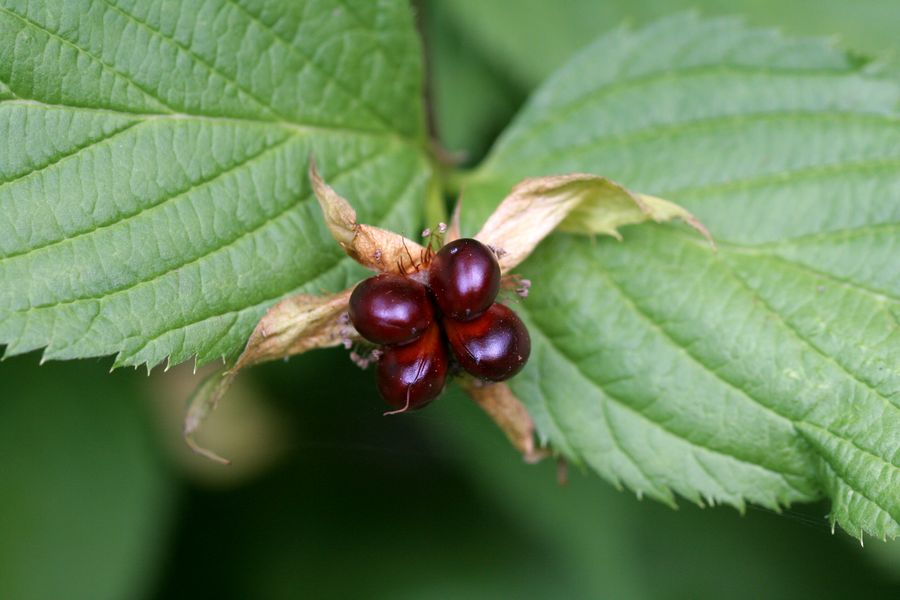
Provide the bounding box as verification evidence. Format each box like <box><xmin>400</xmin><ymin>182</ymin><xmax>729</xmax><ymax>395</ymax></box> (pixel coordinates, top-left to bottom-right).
<box><xmin>376</xmin><ymin>323</ymin><xmax>448</xmax><ymax>411</ymax></box>
<box><xmin>349</xmin><ymin>273</ymin><xmax>434</xmax><ymax>346</ymax></box>
<box><xmin>428</xmin><ymin>238</ymin><xmax>501</xmax><ymax>320</ymax></box>
<box><xmin>443</xmin><ymin>303</ymin><xmax>531</xmax><ymax>381</ymax></box>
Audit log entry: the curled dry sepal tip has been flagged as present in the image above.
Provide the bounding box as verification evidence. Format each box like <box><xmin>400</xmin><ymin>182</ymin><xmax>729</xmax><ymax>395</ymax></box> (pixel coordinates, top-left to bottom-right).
<box><xmin>183</xmin><ymin>159</ymin><xmax>713</xmax><ymax>464</ymax></box>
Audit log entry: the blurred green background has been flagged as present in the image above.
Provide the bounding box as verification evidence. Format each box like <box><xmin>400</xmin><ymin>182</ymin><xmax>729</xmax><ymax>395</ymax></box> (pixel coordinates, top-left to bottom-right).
<box><xmin>3</xmin><ymin>1</ymin><xmax>900</xmax><ymax>598</ymax></box>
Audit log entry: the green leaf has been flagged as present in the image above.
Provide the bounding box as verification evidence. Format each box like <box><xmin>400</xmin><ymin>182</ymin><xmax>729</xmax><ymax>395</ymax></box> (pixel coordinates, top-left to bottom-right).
<box><xmin>0</xmin><ymin>0</ymin><xmax>430</xmax><ymax>369</ymax></box>
<box><xmin>437</xmin><ymin>0</ymin><xmax>900</xmax><ymax>88</ymax></box>
<box><xmin>463</xmin><ymin>15</ymin><xmax>900</xmax><ymax>540</ymax></box>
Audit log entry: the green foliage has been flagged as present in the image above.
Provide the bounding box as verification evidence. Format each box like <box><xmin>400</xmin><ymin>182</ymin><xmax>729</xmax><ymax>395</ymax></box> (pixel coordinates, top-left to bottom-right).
<box><xmin>435</xmin><ymin>0</ymin><xmax>900</xmax><ymax>88</ymax></box>
<box><xmin>0</xmin><ymin>0</ymin><xmax>431</xmax><ymax>368</ymax></box>
<box><xmin>1</xmin><ymin>1</ymin><xmax>898</xmax><ymax>543</ymax></box>
<box><xmin>460</xmin><ymin>15</ymin><xmax>900</xmax><ymax>540</ymax></box>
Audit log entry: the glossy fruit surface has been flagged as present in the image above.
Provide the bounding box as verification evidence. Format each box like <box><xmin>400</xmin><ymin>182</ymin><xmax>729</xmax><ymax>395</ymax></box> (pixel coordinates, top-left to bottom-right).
<box><xmin>376</xmin><ymin>324</ymin><xmax>448</xmax><ymax>410</ymax></box>
<box><xmin>428</xmin><ymin>238</ymin><xmax>500</xmax><ymax>320</ymax></box>
<box><xmin>443</xmin><ymin>303</ymin><xmax>531</xmax><ymax>381</ymax></box>
<box><xmin>349</xmin><ymin>273</ymin><xmax>434</xmax><ymax>346</ymax></box>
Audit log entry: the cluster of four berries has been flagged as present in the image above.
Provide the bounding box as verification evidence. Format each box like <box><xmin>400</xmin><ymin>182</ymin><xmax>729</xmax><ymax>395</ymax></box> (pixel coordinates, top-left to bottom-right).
<box><xmin>349</xmin><ymin>239</ymin><xmax>532</xmax><ymax>411</ymax></box>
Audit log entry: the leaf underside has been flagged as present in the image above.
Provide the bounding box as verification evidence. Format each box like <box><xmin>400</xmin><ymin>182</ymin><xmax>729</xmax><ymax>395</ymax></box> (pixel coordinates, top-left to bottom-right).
<box><xmin>0</xmin><ymin>0</ymin><xmax>430</xmax><ymax>369</ymax></box>
<box><xmin>462</xmin><ymin>15</ymin><xmax>900</xmax><ymax>540</ymax></box>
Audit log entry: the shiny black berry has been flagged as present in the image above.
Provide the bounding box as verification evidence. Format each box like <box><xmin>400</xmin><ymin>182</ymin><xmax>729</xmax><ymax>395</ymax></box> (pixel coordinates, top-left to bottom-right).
<box><xmin>349</xmin><ymin>273</ymin><xmax>434</xmax><ymax>346</ymax></box>
<box><xmin>428</xmin><ymin>238</ymin><xmax>500</xmax><ymax>320</ymax></box>
<box><xmin>376</xmin><ymin>323</ymin><xmax>448</xmax><ymax>411</ymax></box>
<box><xmin>443</xmin><ymin>303</ymin><xmax>531</xmax><ymax>381</ymax></box>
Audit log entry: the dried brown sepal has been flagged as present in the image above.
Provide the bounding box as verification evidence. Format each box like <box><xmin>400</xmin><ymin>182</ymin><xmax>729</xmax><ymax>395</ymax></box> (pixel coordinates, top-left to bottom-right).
<box><xmin>183</xmin><ymin>289</ymin><xmax>355</xmax><ymax>462</ymax></box>
<box><xmin>183</xmin><ymin>367</ymin><xmax>235</xmax><ymax>465</ymax></box>
<box><xmin>457</xmin><ymin>377</ymin><xmax>549</xmax><ymax>464</ymax></box>
<box><xmin>234</xmin><ymin>289</ymin><xmax>354</xmax><ymax>371</ymax></box>
<box><xmin>309</xmin><ymin>160</ymin><xmax>427</xmax><ymax>275</ymax></box>
<box><xmin>475</xmin><ymin>173</ymin><xmax>714</xmax><ymax>273</ymax></box>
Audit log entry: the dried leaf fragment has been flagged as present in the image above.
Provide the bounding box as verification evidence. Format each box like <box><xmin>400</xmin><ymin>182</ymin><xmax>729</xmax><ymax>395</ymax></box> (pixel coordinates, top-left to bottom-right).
<box><xmin>458</xmin><ymin>377</ymin><xmax>549</xmax><ymax>463</ymax></box>
<box><xmin>183</xmin><ymin>289</ymin><xmax>354</xmax><ymax>462</ymax></box>
<box><xmin>183</xmin><ymin>368</ymin><xmax>235</xmax><ymax>465</ymax></box>
<box><xmin>234</xmin><ymin>289</ymin><xmax>354</xmax><ymax>372</ymax></box>
<box><xmin>310</xmin><ymin>161</ymin><xmax>428</xmax><ymax>274</ymax></box>
<box><xmin>560</xmin><ymin>191</ymin><xmax>714</xmax><ymax>246</ymax></box>
<box><xmin>475</xmin><ymin>173</ymin><xmax>714</xmax><ymax>273</ymax></box>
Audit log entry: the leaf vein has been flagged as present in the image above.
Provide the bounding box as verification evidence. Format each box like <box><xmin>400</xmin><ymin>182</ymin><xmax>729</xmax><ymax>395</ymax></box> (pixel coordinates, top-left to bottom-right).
<box><xmin>2</xmin><ymin>141</ymin><xmax>384</xmax><ymax>318</ymax></box>
<box><xmin>490</xmin><ymin>62</ymin><xmax>869</xmax><ymax>159</ymax></box>
<box><xmin>0</xmin><ymin>4</ymin><xmax>177</xmax><ymax>113</ymax></box>
<box><xmin>591</xmin><ymin>258</ymin><xmax>798</xmax><ymax>429</ymax></box>
<box><xmin>504</xmin><ymin>111</ymin><xmax>900</xmax><ymax>174</ymax></box>
<box><xmin>222</xmin><ymin>0</ymin><xmax>398</xmax><ymax>133</ymax></box>
<box><xmin>723</xmin><ymin>245</ymin><xmax>900</xmax><ymax>306</ymax></box>
<box><xmin>97</xmin><ymin>0</ymin><xmax>289</xmax><ymax>122</ymax></box>
<box><xmin>662</xmin><ymin>158</ymin><xmax>900</xmax><ymax>200</ymax></box>
<box><xmin>599</xmin><ymin>390</ymin><xmax>667</xmax><ymax>494</ymax></box>
<box><xmin>0</xmin><ymin>89</ymin><xmax>410</xmax><ymax>142</ymax></box>
<box><xmin>0</xmin><ymin>119</ymin><xmax>142</xmax><ymax>188</ymax></box>
<box><xmin>0</xmin><ymin>133</ymin><xmax>293</xmax><ymax>263</ymax></box>
<box><xmin>723</xmin><ymin>260</ymin><xmax>900</xmax><ymax>412</ymax></box>
<box><xmin>802</xmin><ymin>427</ymin><xmax>900</xmax><ymax>525</ymax></box>
<box><xmin>525</xmin><ymin>312</ymin><xmax>812</xmax><ymax>486</ymax></box>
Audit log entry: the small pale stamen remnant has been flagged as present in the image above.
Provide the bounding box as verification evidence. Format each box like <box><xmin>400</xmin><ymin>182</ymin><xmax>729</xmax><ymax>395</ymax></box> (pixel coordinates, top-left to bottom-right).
<box><xmin>516</xmin><ymin>278</ymin><xmax>531</xmax><ymax>298</ymax></box>
<box><xmin>487</xmin><ymin>244</ymin><xmax>508</xmax><ymax>258</ymax></box>
<box><xmin>437</xmin><ymin>222</ymin><xmax>447</xmax><ymax>233</ymax></box>
<box><xmin>342</xmin><ymin>338</ymin><xmax>353</xmax><ymax>349</ymax></box>
<box><xmin>349</xmin><ymin>350</ymin><xmax>371</xmax><ymax>369</ymax></box>
<box><xmin>421</xmin><ymin>228</ymin><xmax>431</xmax><ymax>238</ymax></box>
<box><xmin>373</xmin><ymin>249</ymin><xmax>383</xmax><ymax>263</ymax></box>
<box><xmin>349</xmin><ymin>346</ymin><xmax>381</xmax><ymax>369</ymax></box>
